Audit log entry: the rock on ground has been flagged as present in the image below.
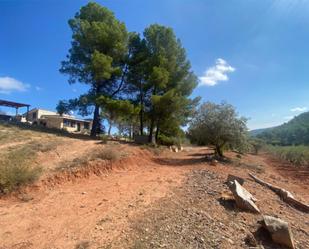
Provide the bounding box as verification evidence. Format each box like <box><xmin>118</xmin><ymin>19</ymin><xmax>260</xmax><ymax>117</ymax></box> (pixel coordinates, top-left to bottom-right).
<box><xmin>229</xmin><ymin>180</ymin><xmax>260</xmax><ymax>213</ymax></box>
<box><xmin>262</xmin><ymin>215</ymin><xmax>295</xmax><ymax>249</ymax></box>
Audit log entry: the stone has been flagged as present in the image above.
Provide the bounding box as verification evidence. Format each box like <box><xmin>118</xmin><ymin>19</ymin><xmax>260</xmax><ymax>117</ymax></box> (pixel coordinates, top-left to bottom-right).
<box><xmin>244</xmin><ymin>232</ymin><xmax>257</xmax><ymax>247</ymax></box>
<box><xmin>171</xmin><ymin>146</ymin><xmax>179</xmax><ymax>153</ymax></box>
<box><xmin>229</xmin><ymin>180</ymin><xmax>260</xmax><ymax>213</ymax></box>
<box><xmin>210</xmin><ymin>159</ymin><xmax>218</xmax><ymax>166</ymax></box>
<box><xmin>227</xmin><ymin>174</ymin><xmax>245</xmax><ymax>186</ymax></box>
<box><xmin>220</xmin><ymin>191</ymin><xmax>234</xmax><ymax>201</ymax></box>
<box><xmin>262</xmin><ymin>215</ymin><xmax>295</xmax><ymax>249</ymax></box>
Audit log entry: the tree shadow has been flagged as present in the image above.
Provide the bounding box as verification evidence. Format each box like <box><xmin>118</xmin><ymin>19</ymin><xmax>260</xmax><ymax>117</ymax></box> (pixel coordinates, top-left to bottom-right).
<box><xmin>188</xmin><ymin>152</ymin><xmax>214</xmax><ymax>157</ymax></box>
<box><xmin>152</xmin><ymin>157</ymin><xmax>206</xmax><ymax>167</ymax></box>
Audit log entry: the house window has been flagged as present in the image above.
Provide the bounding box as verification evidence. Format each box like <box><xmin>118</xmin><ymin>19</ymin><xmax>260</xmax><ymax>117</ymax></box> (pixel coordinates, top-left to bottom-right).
<box><xmin>32</xmin><ymin>112</ymin><xmax>37</xmax><ymax>119</ymax></box>
<box><xmin>63</xmin><ymin>119</ymin><xmax>69</xmax><ymax>127</ymax></box>
<box><xmin>63</xmin><ymin>119</ymin><xmax>76</xmax><ymax>128</ymax></box>
<box><xmin>84</xmin><ymin>122</ymin><xmax>89</xmax><ymax>130</ymax></box>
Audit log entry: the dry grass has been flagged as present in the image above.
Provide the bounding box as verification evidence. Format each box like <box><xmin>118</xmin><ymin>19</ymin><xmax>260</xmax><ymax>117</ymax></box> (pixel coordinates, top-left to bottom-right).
<box><xmin>26</xmin><ymin>139</ymin><xmax>62</xmax><ymax>153</ymax></box>
<box><xmin>141</xmin><ymin>144</ymin><xmax>164</xmax><ymax>156</ymax></box>
<box><xmin>0</xmin><ymin>123</ymin><xmax>43</xmax><ymax>144</ymax></box>
<box><xmin>0</xmin><ymin>139</ymin><xmax>63</xmax><ymax>193</ymax></box>
<box><xmin>57</xmin><ymin>146</ymin><xmax>124</xmax><ymax>171</ymax></box>
<box><xmin>92</xmin><ymin>146</ymin><xmax>122</xmax><ymax>161</ymax></box>
<box><xmin>0</xmin><ymin>122</ymin><xmax>66</xmax><ymax>147</ymax></box>
<box><xmin>0</xmin><ymin>146</ymin><xmax>43</xmax><ymax>193</ymax></box>
<box><xmin>231</xmin><ymin>157</ymin><xmax>265</xmax><ymax>173</ymax></box>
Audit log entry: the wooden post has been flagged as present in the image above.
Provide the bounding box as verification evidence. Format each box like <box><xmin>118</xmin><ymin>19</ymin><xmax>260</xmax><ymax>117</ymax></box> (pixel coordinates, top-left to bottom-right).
<box><xmin>26</xmin><ymin>106</ymin><xmax>29</xmax><ymax>121</ymax></box>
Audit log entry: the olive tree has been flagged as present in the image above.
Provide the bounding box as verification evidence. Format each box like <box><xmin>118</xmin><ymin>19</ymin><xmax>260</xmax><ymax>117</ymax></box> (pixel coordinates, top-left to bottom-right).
<box><xmin>188</xmin><ymin>102</ymin><xmax>248</xmax><ymax>157</ymax></box>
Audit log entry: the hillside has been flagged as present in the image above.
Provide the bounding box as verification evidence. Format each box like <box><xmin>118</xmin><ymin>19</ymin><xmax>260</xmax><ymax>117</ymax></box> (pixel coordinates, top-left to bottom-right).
<box><xmin>250</xmin><ymin>127</ymin><xmax>273</xmax><ymax>136</ymax></box>
<box><xmin>0</xmin><ymin>123</ymin><xmax>309</xmax><ymax>249</ymax></box>
<box><xmin>256</xmin><ymin>111</ymin><xmax>309</xmax><ymax>145</ymax></box>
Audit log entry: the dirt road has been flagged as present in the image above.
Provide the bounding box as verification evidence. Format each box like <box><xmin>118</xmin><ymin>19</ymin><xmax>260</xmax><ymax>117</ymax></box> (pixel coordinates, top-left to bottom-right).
<box><xmin>0</xmin><ymin>145</ymin><xmax>308</xmax><ymax>249</ymax></box>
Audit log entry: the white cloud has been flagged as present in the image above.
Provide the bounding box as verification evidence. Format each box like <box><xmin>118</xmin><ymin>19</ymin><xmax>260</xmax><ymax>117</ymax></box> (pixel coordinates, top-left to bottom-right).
<box><xmin>0</xmin><ymin>76</ymin><xmax>30</xmax><ymax>94</ymax></box>
<box><xmin>290</xmin><ymin>107</ymin><xmax>307</xmax><ymax>112</ymax></box>
<box><xmin>199</xmin><ymin>58</ymin><xmax>235</xmax><ymax>86</ymax></box>
<box><xmin>35</xmin><ymin>86</ymin><xmax>43</xmax><ymax>91</ymax></box>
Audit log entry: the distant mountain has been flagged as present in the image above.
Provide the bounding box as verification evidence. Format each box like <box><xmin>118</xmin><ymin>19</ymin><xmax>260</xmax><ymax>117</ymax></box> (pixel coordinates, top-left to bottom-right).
<box><xmin>256</xmin><ymin>112</ymin><xmax>309</xmax><ymax>145</ymax></box>
<box><xmin>250</xmin><ymin>127</ymin><xmax>274</xmax><ymax>136</ymax></box>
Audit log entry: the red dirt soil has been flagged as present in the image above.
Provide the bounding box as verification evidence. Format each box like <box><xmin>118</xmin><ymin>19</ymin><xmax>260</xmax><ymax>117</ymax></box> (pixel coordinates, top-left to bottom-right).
<box><xmin>0</xmin><ymin>145</ymin><xmax>308</xmax><ymax>249</ymax></box>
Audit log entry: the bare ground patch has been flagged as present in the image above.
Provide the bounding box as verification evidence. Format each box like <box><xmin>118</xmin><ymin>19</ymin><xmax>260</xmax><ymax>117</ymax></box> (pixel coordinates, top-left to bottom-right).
<box><xmin>113</xmin><ymin>168</ymin><xmax>309</xmax><ymax>249</ymax></box>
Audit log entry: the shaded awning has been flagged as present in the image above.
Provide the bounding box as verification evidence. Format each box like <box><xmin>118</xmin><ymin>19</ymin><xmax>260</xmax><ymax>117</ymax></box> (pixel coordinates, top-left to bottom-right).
<box><xmin>0</xmin><ymin>99</ymin><xmax>30</xmax><ymax>108</ymax></box>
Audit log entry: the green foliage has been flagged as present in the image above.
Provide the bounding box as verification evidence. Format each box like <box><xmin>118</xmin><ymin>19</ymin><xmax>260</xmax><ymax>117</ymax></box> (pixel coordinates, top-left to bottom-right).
<box><xmin>90</xmin><ymin>50</ymin><xmax>121</xmax><ymax>82</ymax></box>
<box><xmin>157</xmin><ymin>134</ymin><xmax>180</xmax><ymax>146</ymax></box>
<box><xmin>265</xmin><ymin>145</ymin><xmax>309</xmax><ymax>166</ymax></box>
<box><xmin>56</xmin><ymin>100</ymin><xmax>71</xmax><ymax>115</ymax></box>
<box><xmin>257</xmin><ymin>112</ymin><xmax>309</xmax><ymax>145</ymax></box>
<box><xmin>188</xmin><ymin>102</ymin><xmax>248</xmax><ymax>157</ymax></box>
<box><xmin>97</xmin><ymin>96</ymin><xmax>139</xmax><ymax>136</ymax></box>
<box><xmin>60</xmin><ymin>2</ymin><xmax>129</xmax><ymax>136</ymax></box>
<box><xmin>59</xmin><ymin>3</ymin><xmax>199</xmax><ymax>140</ymax></box>
<box><xmin>61</xmin><ymin>2</ymin><xmax>128</xmax><ymax>85</ymax></box>
<box><xmin>126</xmin><ymin>24</ymin><xmax>199</xmax><ymax>142</ymax></box>
<box><xmin>99</xmin><ymin>134</ymin><xmax>109</xmax><ymax>144</ymax></box>
<box><xmin>249</xmin><ymin>137</ymin><xmax>265</xmax><ymax>154</ymax></box>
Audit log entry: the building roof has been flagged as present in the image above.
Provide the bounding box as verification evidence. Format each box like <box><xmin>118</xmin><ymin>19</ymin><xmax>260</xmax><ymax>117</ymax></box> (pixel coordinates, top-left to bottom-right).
<box><xmin>40</xmin><ymin>115</ymin><xmax>92</xmax><ymax>123</ymax></box>
<box><xmin>27</xmin><ymin>108</ymin><xmax>56</xmax><ymax>114</ymax></box>
<box><xmin>0</xmin><ymin>99</ymin><xmax>30</xmax><ymax>108</ymax></box>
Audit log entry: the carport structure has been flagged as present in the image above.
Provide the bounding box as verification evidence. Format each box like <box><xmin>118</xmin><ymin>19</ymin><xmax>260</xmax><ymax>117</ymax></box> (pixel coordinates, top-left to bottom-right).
<box><xmin>0</xmin><ymin>99</ymin><xmax>30</xmax><ymax>121</ymax></box>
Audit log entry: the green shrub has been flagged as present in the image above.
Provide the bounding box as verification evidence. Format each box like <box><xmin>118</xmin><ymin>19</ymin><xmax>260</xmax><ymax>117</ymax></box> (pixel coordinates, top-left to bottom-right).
<box><xmin>265</xmin><ymin>145</ymin><xmax>309</xmax><ymax>166</ymax></box>
<box><xmin>0</xmin><ymin>147</ymin><xmax>42</xmax><ymax>193</ymax></box>
<box><xmin>158</xmin><ymin>134</ymin><xmax>180</xmax><ymax>146</ymax></box>
<box><xmin>100</xmin><ymin>134</ymin><xmax>109</xmax><ymax>144</ymax></box>
<box><xmin>57</xmin><ymin>146</ymin><xmax>124</xmax><ymax>171</ymax></box>
<box><xmin>0</xmin><ymin>164</ymin><xmax>42</xmax><ymax>194</ymax></box>
<box><xmin>249</xmin><ymin>138</ymin><xmax>265</xmax><ymax>155</ymax></box>
<box><xmin>92</xmin><ymin>147</ymin><xmax>122</xmax><ymax>162</ymax></box>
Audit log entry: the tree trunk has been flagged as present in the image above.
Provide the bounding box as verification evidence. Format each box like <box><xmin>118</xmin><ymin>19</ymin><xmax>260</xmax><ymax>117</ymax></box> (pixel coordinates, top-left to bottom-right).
<box><xmin>148</xmin><ymin>118</ymin><xmax>155</xmax><ymax>143</ymax></box>
<box><xmin>148</xmin><ymin>87</ymin><xmax>157</xmax><ymax>143</ymax></box>
<box><xmin>155</xmin><ymin>121</ymin><xmax>160</xmax><ymax>142</ymax></box>
<box><xmin>139</xmin><ymin>107</ymin><xmax>144</xmax><ymax>136</ymax></box>
<box><xmin>130</xmin><ymin>123</ymin><xmax>133</xmax><ymax>139</ymax></box>
<box><xmin>139</xmin><ymin>82</ymin><xmax>144</xmax><ymax>136</ymax></box>
<box><xmin>90</xmin><ymin>104</ymin><xmax>100</xmax><ymax>137</ymax></box>
<box><xmin>215</xmin><ymin>145</ymin><xmax>224</xmax><ymax>158</ymax></box>
<box><xmin>108</xmin><ymin>122</ymin><xmax>112</xmax><ymax>136</ymax></box>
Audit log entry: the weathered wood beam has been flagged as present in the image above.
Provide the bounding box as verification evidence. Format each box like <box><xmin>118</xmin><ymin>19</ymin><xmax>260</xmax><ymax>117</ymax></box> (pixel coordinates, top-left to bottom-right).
<box><xmin>249</xmin><ymin>173</ymin><xmax>309</xmax><ymax>213</ymax></box>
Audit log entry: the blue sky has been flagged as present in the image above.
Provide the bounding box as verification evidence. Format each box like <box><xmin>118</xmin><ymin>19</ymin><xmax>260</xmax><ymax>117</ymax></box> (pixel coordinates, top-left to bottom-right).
<box><xmin>1</xmin><ymin>0</ymin><xmax>309</xmax><ymax>130</ymax></box>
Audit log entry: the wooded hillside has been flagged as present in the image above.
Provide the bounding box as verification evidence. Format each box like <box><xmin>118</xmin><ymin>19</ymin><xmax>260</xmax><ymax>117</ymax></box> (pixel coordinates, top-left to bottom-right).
<box><xmin>256</xmin><ymin>112</ymin><xmax>309</xmax><ymax>145</ymax></box>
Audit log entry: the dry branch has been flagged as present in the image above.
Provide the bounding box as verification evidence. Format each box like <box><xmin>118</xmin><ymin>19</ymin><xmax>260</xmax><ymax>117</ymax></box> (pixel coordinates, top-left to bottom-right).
<box><xmin>249</xmin><ymin>173</ymin><xmax>309</xmax><ymax>213</ymax></box>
